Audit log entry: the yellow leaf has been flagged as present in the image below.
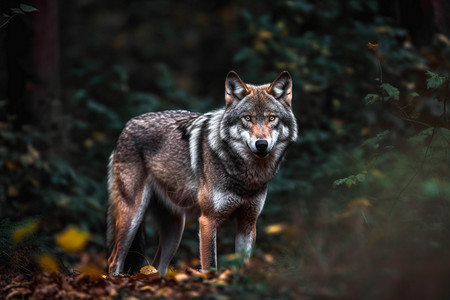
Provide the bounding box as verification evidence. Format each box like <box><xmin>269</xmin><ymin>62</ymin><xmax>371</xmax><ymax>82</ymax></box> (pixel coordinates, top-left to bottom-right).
<box><xmin>164</xmin><ymin>267</ymin><xmax>177</xmax><ymax>279</ymax></box>
<box><xmin>38</xmin><ymin>254</ymin><xmax>59</xmax><ymax>274</ymax></box>
<box><xmin>264</xmin><ymin>223</ymin><xmax>287</xmax><ymax>234</ymax></box>
<box><xmin>218</xmin><ymin>269</ymin><xmax>232</xmax><ymax>280</ymax></box>
<box><xmin>263</xmin><ymin>253</ymin><xmax>275</xmax><ymax>264</ymax></box>
<box><xmin>140</xmin><ymin>265</ymin><xmax>158</xmax><ymax>275</ymax></box>
<box><xmin>224</xmin><ymin>253</ymin><xmax>241</xmax><ymax>261</ymax></box>
<box><xmin>209</xmin><ymin>278</ymin><xmax>228</xmax><ymax>287</ymax></box>
<box><xmin>80</xmin><ymin>265</ymin><xmax>105</xmax><ymax>279</ymax></box>
<box><xmin>174</xmin><ymin>272</ymin><xmax>189</xmax><ymax>283</ymax></box>
<box><xmin>13</xmin><ymin>220</ymin><xmax>39</xmax><ymax>243</ymax></box>
<box><xmin>56</xmin><ymin>227</ymin><xmax>90</xmax><ymax>253</ymax></box>
<box><xmin>367</xmin><ymin>42</ymin><xmax>379</xmax><ymax>50</ymax></box>
<box><xmin>258</xmin><ymin>29</ymin><xmax>272</xmax><ymax>39</ymax></box>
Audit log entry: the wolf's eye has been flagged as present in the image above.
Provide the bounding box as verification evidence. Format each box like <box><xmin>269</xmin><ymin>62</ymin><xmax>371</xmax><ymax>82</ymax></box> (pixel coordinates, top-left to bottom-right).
<box><xmin>244</xmin><ymin>115</ymin><xmax>252</xmax><ymax>121</ymax></box>
<box><xmin>269</xmin><ymin>115</ymin><xmax>277</xmax><ymax>122</ymax></box>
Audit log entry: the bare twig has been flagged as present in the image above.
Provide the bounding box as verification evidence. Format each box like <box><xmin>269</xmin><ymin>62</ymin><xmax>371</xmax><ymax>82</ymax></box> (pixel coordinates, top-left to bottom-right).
<box><xmin>0</xmin><ymin>13</ymin><xmax>16</xmax><ymax>30</ymax></box>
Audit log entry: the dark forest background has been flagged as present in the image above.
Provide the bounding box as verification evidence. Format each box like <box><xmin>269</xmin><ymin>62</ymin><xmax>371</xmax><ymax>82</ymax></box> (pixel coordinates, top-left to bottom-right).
<box><xmin>1</xmin><ymin>0</ymin><xmax>449</xmax><ymax>299</ymax></box>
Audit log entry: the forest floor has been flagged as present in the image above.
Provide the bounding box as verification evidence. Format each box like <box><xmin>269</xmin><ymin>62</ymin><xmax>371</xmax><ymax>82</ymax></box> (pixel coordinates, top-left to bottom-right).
<box><xmin>0</xmin><ymin>253</ymin><xmax>297</xmax><ymax>300</ymax></box>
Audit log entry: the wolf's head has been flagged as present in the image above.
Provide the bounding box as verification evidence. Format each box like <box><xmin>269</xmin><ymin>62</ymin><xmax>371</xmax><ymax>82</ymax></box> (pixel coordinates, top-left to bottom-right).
<box><xmin>221</xmin><ymin>71</ymin><xmax>298</xmax><ymax>159</ymax></box>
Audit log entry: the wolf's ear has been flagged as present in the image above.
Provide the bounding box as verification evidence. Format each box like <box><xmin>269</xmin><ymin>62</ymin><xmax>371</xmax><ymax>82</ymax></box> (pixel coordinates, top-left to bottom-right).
<box><xmin>268</xmin><ymin>71</ymin><xmax>292</xmax><ymax>106</ymax></box>
<box><xmin>225</xmin><ymin>71</ymin><xmax>250</xmax><ymax>105</ymax></box>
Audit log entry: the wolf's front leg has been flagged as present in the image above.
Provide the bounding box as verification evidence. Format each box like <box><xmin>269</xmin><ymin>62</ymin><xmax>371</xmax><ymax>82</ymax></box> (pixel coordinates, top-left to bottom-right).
<box><xmin>199</xmin><ymin>214</ymin><xmax>217</xmax><ymax>271</ymax></box>
<box><xmin>235</xmin><ymin>213</ymin><xmax>257</xmax><ymax>265</ymax></box>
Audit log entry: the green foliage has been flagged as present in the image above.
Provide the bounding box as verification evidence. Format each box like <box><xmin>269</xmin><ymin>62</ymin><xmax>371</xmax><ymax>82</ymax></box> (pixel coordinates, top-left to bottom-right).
<box><xmin>333</xmin><ymin>171</ymin><xmax>366</xmax><ymax>188</ymax></box>
<box><xmin>17</xmin><ymin>4</ymin><xmax>38</xmax><ymax>13</ymax></box>
<box><xmin>426</xmin><ymin>71</ymin><xmax>448</xmax><ymax>90</ymax></box>
<box><xmin>364</xmin><ymin>93</ymin><xmax>381</xmax><ymax>104</ymax></box>
<box><xmin>361</xmin><ymin>129</ymin><xmax>390</xmax><ymax>147</ymax></box>
<box><xmin>0</xmin><ymin>116</ymin><xmax>104</xmax><ymax>254</ymax></box>
<box><xmin>379</xmin><ymin>83</ymin><xmax>400</xmax><ymax>101</ymax></box>
<box><xmin>9</xmin><ymin>4</ymin><xmax>38</xmax><ymax>15</ymax></box>
<box><xmin>0</xmin><ymin>3</ymin><xmax>38</xmax><ymax>30</ymax></box>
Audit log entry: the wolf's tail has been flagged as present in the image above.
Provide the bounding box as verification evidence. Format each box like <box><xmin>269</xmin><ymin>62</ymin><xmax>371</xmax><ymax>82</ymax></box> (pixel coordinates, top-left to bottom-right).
<box><xmin>106</xmin><ymin>152</ymin><xmax>115</xmax><ymax>256</ymax></box>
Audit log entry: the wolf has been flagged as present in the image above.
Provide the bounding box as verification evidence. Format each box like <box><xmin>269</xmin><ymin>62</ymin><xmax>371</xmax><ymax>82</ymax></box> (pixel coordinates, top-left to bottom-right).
<box><xmin>107</xmin><ymin>71</ymin><xmax>297</xmax><ymax>276</ymax></box>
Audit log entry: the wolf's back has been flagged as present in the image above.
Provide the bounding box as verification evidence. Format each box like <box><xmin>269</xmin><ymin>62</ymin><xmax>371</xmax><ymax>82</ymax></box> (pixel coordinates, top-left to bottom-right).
<box><xmin>114</xmin><ymin>110</ymin><xmax>199</xmax><ymax>159</ymax></box>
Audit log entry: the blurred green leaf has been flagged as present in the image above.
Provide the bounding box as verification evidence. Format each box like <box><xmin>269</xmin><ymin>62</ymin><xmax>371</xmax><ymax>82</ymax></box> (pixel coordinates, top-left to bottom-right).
<box><xmin>426</xmin><ymin>71</ymin><xmax>447</xmax><ymax>90</ymax></box>
<box><xmin>19</xmin><ymin>4</ymin><xmax>38</xmax><ymax>12</ymax></box>
<box><xmin>333</xmin><ymin>171</ymin><xmax>367</xmax><ymax>188</ymax></box>
<box><xmin>365</xmin><ymin>93</ymin><xmax>381</xmax><ymax>104</ymax></box>
<box><xmin>10</xmin><ymin>8</ymin><xmax>25</xmax><ymax>14</ymax></box>
<box><xmin>380</xmin><ymin>83</ymin><xmax>399</xmax><ymax>101</ymax></box>
<box><xmin>362</xmin><ymin>130</ymin><xmax>390</xmax><ymax>149</ymax></box>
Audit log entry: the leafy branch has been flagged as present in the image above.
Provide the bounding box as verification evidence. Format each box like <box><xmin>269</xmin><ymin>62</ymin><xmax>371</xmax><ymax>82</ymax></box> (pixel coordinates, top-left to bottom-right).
<box><xmin>0</xmin><ymin>4</ymin><xmax>38</xmax><ymax>30</ymax></box>
<box><xmin>336</xmin><ymin>57</ymin><xmax>449</xmax><ymax>190</ymax></box>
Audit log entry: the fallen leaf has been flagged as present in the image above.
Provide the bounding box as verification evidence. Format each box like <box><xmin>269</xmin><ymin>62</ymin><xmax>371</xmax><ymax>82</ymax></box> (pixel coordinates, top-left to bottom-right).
<box><xmin>263</xmin><ymin>254</ymin><xmax>275</xmax><ymax>264</ymax></box>
<box><xmin>174</xmin><ymin>272</ymin><xmax>189</xmax><ymax>282</ymax></box>
<box><xmin>37</xmin><ymin>254</ymin><xmax>59</xmax><ymax>274</ymax></box>
<box><xmin>140</xmin><ymin>285</ymin><xmax>157</xmax><ymax>292</ymax></box>
<box><xmin>79</xmin><ymin>265</ymin><xmax>105</xmax><ymax>279</ymax></box>
<box><xmin>140</xmin><ymin>265</ymin><xmax>158</xmax><ymax>275</ymax></box>
<box><xmin>56</xmin><ymin>226</ymin><xmax>90</xmax><ymax>253</ymax></box>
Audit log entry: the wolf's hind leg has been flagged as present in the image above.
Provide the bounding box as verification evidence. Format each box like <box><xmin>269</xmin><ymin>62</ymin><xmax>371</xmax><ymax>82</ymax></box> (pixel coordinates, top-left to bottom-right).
<box><xmin>150</xmin><ymin>197</ymin><xmax>185</xmax><ymax>275</ymax></box>
<box><xmin>107</xmin><ymin>174</ymin><xmax>150</xmax><ymax>276</ymax></box>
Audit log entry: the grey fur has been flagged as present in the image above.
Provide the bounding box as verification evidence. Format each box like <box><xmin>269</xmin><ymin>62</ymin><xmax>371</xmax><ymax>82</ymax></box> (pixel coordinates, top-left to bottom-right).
<box><xmin>107</xmin><ymin>71</ymin><xmax>297</xmax><ymax>275</ymax></box>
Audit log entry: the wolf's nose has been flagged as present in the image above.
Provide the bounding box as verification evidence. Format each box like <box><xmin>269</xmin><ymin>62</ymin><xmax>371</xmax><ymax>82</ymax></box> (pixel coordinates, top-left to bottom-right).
<box><xmin>255</xmin><ymin>140</ymin><xmax>268</xmax><ymax>152</ymax></box>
